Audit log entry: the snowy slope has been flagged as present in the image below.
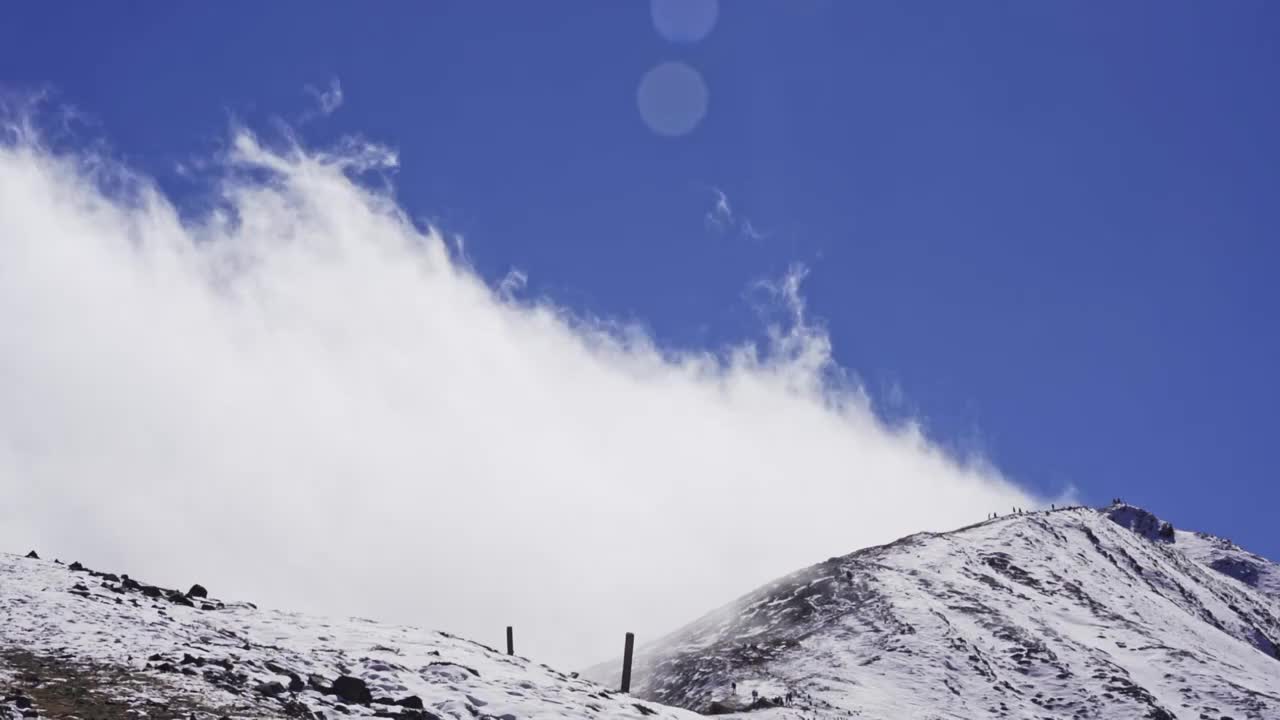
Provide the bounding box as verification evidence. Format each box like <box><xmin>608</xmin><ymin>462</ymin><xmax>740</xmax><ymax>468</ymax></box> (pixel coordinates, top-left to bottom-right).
<box><xmin>597</xmin><ymin>505</ymin><xmax>1280</xmax><ymax>719</ymax></box>
<box><xmin>0</xmin><ymin>553</ymin><xmax>698</xmax><ymax>720</ymax></box>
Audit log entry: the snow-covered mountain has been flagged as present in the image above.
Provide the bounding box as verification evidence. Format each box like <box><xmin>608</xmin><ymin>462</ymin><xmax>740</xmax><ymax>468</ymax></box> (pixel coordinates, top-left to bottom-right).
<box><xmin>0</xmin><ymin>553</ymin><xmax>697</xmax><ymax>720</ymax></box>
<box><xmin>6</xmin><ymin>504</ymin><xmax>1279</xmax><ymax>720</ymax></box>
<box><xmin>592</xmin><ymin>504</ymin><xmax>1280</xmax><ymax>719</ymax></box>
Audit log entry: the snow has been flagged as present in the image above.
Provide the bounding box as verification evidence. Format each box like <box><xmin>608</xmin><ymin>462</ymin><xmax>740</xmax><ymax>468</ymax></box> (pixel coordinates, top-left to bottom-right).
<box><xmin>0</xmin><ymin>553</ymin><xmax>700</xmax><ymax>719</ymax></box>
<box><xmin>605</xmin><ymin>505</ymin><xmax>1280</xmax><ymax>719</ymax></box>
<box><xmin>7</xmin><ymin>504</ymin><xmax>1280</xmax><ymax>719</ymax></box>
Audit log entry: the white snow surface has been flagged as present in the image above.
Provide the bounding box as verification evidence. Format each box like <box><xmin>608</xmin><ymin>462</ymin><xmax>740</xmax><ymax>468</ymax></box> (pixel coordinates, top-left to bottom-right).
<box><xmin>6</xmin><ymin>505</ymin><xmax>1280</xmax><ymax>720</ymax></box>
<box><xmin>0</xmin><ymin>553</ymin><xmax>697</xmax><ymax>720</ymax></box>
<box><xmin>593</xmin><ymin>505</ymin><xmax>1280</xmax><ymax>719</ymax></box>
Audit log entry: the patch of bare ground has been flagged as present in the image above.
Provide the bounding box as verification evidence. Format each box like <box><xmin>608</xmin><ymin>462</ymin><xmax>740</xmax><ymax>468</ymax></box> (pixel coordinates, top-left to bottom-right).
<box><xmin>0</xmin><ymin>647</ymin><xmax>261</xmax><ymax>720</ymax></box>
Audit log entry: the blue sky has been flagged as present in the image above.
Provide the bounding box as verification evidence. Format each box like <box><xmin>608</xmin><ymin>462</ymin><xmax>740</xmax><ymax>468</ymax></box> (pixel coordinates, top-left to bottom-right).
<box><xmin>3</xmin><ymin>0</ymin><xmax>1278</xmax><ymax>572</ymax></box>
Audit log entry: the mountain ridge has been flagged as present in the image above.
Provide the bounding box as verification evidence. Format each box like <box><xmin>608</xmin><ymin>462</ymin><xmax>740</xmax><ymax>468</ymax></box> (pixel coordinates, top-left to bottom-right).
<box><xmin>588</xmin><ymin>504</ymin><xmax>1280</xmax><ymax>719</ymax></box>
<box><xmin>6</xmin><ymin>503</ymin><xmax>1278</xmax><ymax>719</ymax></box>
<box><xmin>0</xmin><ymin>552</ymin><xmax>696</xmax><ymax>720</ymax></box>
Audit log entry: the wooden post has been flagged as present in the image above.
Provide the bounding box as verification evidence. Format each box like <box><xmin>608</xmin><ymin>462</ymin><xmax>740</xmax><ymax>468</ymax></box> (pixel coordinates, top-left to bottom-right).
<box><xmin>506</xmin><ymin>626</ymin><xmax>514</xmax><ymax>656</ymax></box>
<box><xmin>620</xmin><ymin>631</ymin><xmax>635</xmax><ymax>693</ymax></box>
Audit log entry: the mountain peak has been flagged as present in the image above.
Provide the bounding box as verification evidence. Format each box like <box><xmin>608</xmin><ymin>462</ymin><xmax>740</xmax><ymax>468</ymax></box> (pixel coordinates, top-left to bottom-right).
<box><xmin>601</xmin><ymin>504</ymin><xmax>1280</xmax><ymax>718</ymax></box>
<box><xmin>1104</xmin><ymin>503</ymin><xmax>1177</xmax><ymax>543</ymax></box>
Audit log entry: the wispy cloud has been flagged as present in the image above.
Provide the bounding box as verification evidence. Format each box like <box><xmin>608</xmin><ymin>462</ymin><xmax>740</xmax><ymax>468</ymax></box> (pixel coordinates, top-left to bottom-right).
<box><xmin>304</xmin><ymin>77</ymin><xmax>344</xmax><ymax>117</ymax></box>
<box><xmin>705</xmin><ymin>186</ymin><xmax>734</xmax><ymax>231</ymax></box>
<box><xmin>704</xmin><ymin>185</ymin><xmax>768</xmax><ymax>242</ymax></box>
<box><xmin>740</xmin><ymin>218</ymin><xmax>766</xmax><ymax>242</ymax></box>
<box><xmin>498</xmin><ymin>268</ymin><xmax>528</xmax><ymax>300</ymax></box>
<box><xmin>0</xmin><ymin>116</ymin><xmax>1036</xmax><ymax>671</ymax></box>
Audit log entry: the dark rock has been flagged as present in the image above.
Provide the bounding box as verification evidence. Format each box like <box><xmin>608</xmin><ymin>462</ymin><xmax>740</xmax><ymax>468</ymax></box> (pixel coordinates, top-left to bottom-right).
<box><xmin>69</xmin><ymin>561</ymin><xmax>84</xmax><ymax>571</ymax></box>
<box><xmin>265</xmin><ymin>660</ymin><xmax>288</xmax><ymax>675</ymax></box>
<box><xmin>187</xmin><ymin>583</ymin><xmax>208</xmax><ymax>598</ymax></box>
<box><xmin>332</xmin><ymin>675</ymin><xmax>373</xmax><ymax>705</ymax></box>
<box><xmin>1210</xmin><ymin>556</ymin><xmax>1262</xmax><ymax>587</ymax></box>
<box><xmin>12</xmin><ymin>696</ymin><xmax>32</xmax><ymax>709</ymax></box>
<box><xmin>100</xmin><ymin>573</ymin><xmax>119</xmax><ymax>582</ymax></box>
<box><xmin>280</xmin><ymin>699</ymin><xmax>315</xmax><ymax>718</ymax></box>
<box><xmin>308</xmin><ymin>674</ymin><xmax>331</xmax><ymax>692</ymax></box>
<box><xmin>289</xmin><ymin>673</ymin><xmax>305</xmax><ymax>693</ymax></box>
<box><xmin>167</xmin><ymin>591</ymin><xmax>194</xmax><ymax>607</ymax></box>
<box><xmin>141</xmin><ymin>585</ymin><xmax>162</xmax><ymax>598</ymax></box>
<box><xmin>396</xmin><ymin>696</ymin><xmax>425</xmax><ymax>709</ymax></box>
<box><xmin>148</xmin><ymin>653</ymin><xmax>165</xmax><ymax>662</ymax></box>
<box><xmin>256</xmin><ymin>681</ymin><xmax>286</xmax><ymax>697</ymax></box>
<box><xmin>23</xmin><ymin>551</ymin><xmax>38</xmax><ymax>559</ymax></box>
<box><xmin>1106</xmin><ymin>506</ymin><xmax>1173</xmax><ymax>543</ymax></box>
<box><xmin>122</xmin><ymin>576</ymin><xmax>141</xmax><ymax>591</ymax></box>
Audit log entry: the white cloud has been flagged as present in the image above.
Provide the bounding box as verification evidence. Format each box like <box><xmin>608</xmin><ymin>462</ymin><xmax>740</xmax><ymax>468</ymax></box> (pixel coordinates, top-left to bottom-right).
<box><xmin>498</xmin><ymin>268</ymin><xmax>528</xmax><ymax>300</ymax></box>
<box><xmin>740</xmin><ymin>218</ymin><xmax>766</xmax><ymax>242</ymax></box>
<box><xmin>305</xmin><ymin>78</ymin><xmax>344</xmax><ymax>116</ymax></box>
<box><xmin>704</xmin><ymin>186</ymin><xmax>768</xmax><ymax>242</ymax></box>
<box><xmin>705</xmin><ymin>186</ymin><xmax>733</xmax><ymax>232</ymax></box>
<box><xmin>0</xmin><ymin>120</ymin><xmax>1037</xmax><ymax>671</ymax></box>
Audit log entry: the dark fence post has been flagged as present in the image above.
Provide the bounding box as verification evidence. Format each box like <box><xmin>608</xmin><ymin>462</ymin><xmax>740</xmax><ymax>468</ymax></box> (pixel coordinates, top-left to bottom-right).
<box><xmin>620</xmin><ymin>631</ymin><xmax>635</xmax><ymax>693</ymax></box>
<box><xmin>506</xmin><ymin>626</ymin><xmax>514</xmax><ymax>656</ymax></box>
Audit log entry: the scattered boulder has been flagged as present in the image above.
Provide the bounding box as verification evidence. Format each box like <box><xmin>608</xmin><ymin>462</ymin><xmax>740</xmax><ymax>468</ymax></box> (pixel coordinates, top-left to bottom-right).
<box><xmin>396</xmin><ymin>696</ymin><xmax>425</xmax><ymax>709</ymax></box>
<box><xmin>307</xmin><ymin>674</ymin><xmax>331</xmax><ymax>692</ymax></box>
<box><xmin>23</xmin><ymin>551</ymin><xmax>38</xmax><ymax>559</ymax></box>
<box><xmin>332</xmin><ymin>675</ymin><xmax>373</xmax><ymax>705</ymax></box>
<box><xmin>167</xmin><ymin>590</ymin><xmax>194</xmax><ymax>607</ymax></box>
<box><xmin>187</xmin><ymin>583</ymin><xmax>208</xmax><ymax>599</ymax></box>
<box><xmin>280</xmin><ymin>699</ymin><xmax>315</xmax><ymax>718</ymax></box>
<box><xmin>141</xmin><ymin>585</ymin><xmax>162</xmax><ymax>598</ymax></box>
<box><xmin>68</xmin><ymin>561</ymin><xmax>84</xmax><ymax>571</ymax></box>
<box><xmin>256</xmin><ymin>681</ymin><xmax>286</xmax><ymax>697</ymax></box>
